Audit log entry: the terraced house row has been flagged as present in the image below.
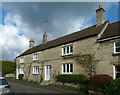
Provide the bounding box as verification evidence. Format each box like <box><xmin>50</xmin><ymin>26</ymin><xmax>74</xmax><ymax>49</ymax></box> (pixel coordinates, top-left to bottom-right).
<box><xmin>16</xmin><ymin>5</ymin><xmax>120</xmax><ymax>83</ymax></box>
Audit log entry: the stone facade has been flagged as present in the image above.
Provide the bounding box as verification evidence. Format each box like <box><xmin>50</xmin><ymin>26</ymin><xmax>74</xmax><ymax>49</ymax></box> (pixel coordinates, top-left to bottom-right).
<box><xmin>16</xmin><ymin>5</ymin><xmax>120</xmax><ymax>83</ymax></box>
<box><xmin>16</xmin><ymin>35</ymin><xmax>120</xmax><ymax>82</ymax></box>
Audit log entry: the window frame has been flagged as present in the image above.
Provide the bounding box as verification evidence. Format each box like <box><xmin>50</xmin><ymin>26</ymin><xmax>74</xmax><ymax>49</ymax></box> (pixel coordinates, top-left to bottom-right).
<box><xmin>113</xmin><ymin>65</ymin><xmax>120</xmax><ymax>79</ymax></box>
<box><xmin>33</xmin><ymin>66</ymin><xmax>39</xmax><ymax>75</ymax></box>
<box><xmin>20</xmin><ymin>57</ymin><xmax>24</xmax><ymax>63</ymax></box>
<box><xmin>114</xmin><ymin>41</ymin><xmax>120</xmax><ymax>54</ymax></box>
<box><xmin>33</xmin><ymin>53</ymin><xmax>39</xmax><ymax>61</ymax></box>
<box><xmin>62</xmin><ymin>45</ymin><xmax>73</xmax><ymax>56</ymax></box>
<box><xmin>19</xmin><ymin>67</ymin><xmax>24</xmax><ymax>74</ymax></box>
<box><xmin>62</xmin><ymin>63</ymin><xmax>73</xmax><ymax>74</ymax></box>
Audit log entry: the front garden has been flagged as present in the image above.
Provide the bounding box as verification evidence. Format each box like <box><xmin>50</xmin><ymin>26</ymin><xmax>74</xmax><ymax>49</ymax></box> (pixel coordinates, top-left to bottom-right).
<box><xmin>56</xmin><ymin>74</ymin><xmax>120</xmax><ymax>95</ymax></box>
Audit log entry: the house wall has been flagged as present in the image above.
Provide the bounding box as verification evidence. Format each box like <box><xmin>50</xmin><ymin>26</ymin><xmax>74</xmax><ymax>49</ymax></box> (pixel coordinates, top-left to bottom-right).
<box><xmin>16</xmin><ymin>36</ymin><xmax>120</xmax><ymax>82</ymax></box>
<box><xmin>95</xmin><ymin>39</ymin><xmax>120</xmax><ymax>77</ymax></box>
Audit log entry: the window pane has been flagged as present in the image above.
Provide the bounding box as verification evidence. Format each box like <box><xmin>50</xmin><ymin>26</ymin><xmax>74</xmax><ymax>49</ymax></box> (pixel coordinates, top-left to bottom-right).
<box><xmin>67</xmin><ymin>64</ymin><xmax>69</xmax><ymax>72</ymax></box>
<box><xmin>70</xmin><ymin>45</ymin><xmax>73</xmax><ymax>53</ymax></box>
<box><xmin>70</xmin><ymin>64</ymin><xmax>73</xmax><ymax>72</ymax></box>
<box><xmin>116</xmin><ymin>66</ymin><xmax>120</xmax><ymax>72</ymax></box>
<box><xmin>63</xmin><ymin>47</ymin><xmax>66</xmax><ymax>54</ymax></box>
<box><xmin>63</xmin><ymin>64</ymin><xmax>65</xmax><ymax>73</ymax></box>
<box><xmin>116</xmin><ymin>73</ymin><xmax>120</xmax><ymax>79</ymax></box>
<box><xmin>116</xmin><ymin>42</ymin><xmax>120</xmax><ymax>47</ymax></box>
<box><xmin>116</xmin><ymin>48</ymin><xmax>120</xmax><ymax>53</ymax></box>
<box><xmin>37</xmin><ymin>67</ymin><xmax>39</xmax><ymax>73</ymax></box>
<box><xmin>67</xmin><ymin>46</ymin><xmax>69</xmax><ymax>53</ymax></box>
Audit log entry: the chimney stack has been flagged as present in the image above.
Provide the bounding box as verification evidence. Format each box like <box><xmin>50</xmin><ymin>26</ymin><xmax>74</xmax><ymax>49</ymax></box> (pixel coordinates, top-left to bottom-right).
<box><xmin>29</xmin><ymin>39</ymin><xmax>34</xmax><ymax>49</ymax></box>
<box><xmin>42</xmin><ymin>32</ymin><xmax>47</xmax><ymax>44</ymax></box>
<box><xmin>96</xmin><ymin>5</ymin><xmax>105</xmax><ymax>26</ymax></box>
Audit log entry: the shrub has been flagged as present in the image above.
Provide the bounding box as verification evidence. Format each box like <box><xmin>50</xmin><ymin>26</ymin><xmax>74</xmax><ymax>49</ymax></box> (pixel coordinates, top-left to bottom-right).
<box><xmin>89</xmin><ymin>74</ymin><xmax>113</xmax><ymax>90</ymax></box>
<box><xmin>56</xmin><ymin>74</ymin><xmax>88</xmax><ymax>85</ymax></box>
<box><xmin>102</xmin><ymin>78</ymin><xmax>120</xmax><ymax>95</ymax></box>
<box><xmin>18</xmin><ymin>74</ymin><xmax>24</xmax><ymax>80</ymax></box>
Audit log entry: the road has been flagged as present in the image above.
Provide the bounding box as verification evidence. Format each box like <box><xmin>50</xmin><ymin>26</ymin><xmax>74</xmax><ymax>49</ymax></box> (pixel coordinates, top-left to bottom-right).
<box><xmin>9</xmin><ymin>81</ymin><xmax>86</xmax><ymax>95</ymax></box>
<box><xmin>10</xmin><ymin>81</ymin><xmax>59</xmax><ymax>93</ymax></box>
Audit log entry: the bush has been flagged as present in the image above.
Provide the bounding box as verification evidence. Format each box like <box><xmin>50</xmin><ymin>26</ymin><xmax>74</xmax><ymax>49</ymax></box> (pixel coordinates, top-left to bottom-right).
<box><xmin>18</xmin><ymin>74</ymin><xmax>24</xmax><ymax>80</ymax></box>
<box><xmin>56</xmin><ymin>74</ymin><xmax>88</xmax><ymax>85</ymax></box>
<box><xmin>102</xmin><ymin>78</ymin><xmax>120</xmax><ymax>95</ymax></box>
<box><xmin>89</xmin><ymin>74</ymin><xmax>113</xmax><ymax>90</ymax></box>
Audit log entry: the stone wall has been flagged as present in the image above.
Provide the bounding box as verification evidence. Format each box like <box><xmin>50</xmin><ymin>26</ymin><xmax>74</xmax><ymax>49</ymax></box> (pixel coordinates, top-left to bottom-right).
<box><xmin>16</xmin><ymin>36</ymin><xmax>120</xmax><ymax>82</ymax></box>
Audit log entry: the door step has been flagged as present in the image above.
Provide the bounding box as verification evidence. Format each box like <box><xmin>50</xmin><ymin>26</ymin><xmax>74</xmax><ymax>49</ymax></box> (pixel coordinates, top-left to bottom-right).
<box><xmin>40</xmin><ymin>80</ymin><xmax>50</xmax><ymax>86</ymax></box>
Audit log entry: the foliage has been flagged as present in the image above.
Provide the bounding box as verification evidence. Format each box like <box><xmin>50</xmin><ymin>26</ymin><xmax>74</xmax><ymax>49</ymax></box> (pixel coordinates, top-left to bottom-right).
<box><xmin>0</xmin><ymin>61</ymin><xmax>16</xmax><ymax>76</ymax></box>
<box><xmin>22</xmin><ymin>62</ymin><xmax>32</xmax><ymax>80</ymax></box>
<box><xmin>102</xmin><ymin>78</ymin><xmax>120</xmax><ymax>95</ymax></box>
<box><xmin>89</xmin><ymin>74</ymin><xmax>113</xmax><ymax>90</ymax></box>
<box><xmin>74</xmin><ymin>54</ymin><xmax>98</xmax><ymax>77</ymax></box>
<box><xmin>18</xmin><ymin>74</ymin><xmax>24</xmax><ymax>80</ymax></box>
<box><xmin>56</xmin><ymin>74</ymin><xmax>89</xmax><ymax>85</ymax></box>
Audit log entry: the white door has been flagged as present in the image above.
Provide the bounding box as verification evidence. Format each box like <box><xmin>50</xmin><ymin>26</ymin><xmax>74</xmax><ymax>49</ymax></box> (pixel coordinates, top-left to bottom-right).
<box><xmin>16</xmin><ymin>66</ymin><xmax>19</xmax><ymax>79</ymax></box>
<box><xmin>45</xmin><ymin>65</ymin><xmax>51</xmax><ymax>80</ymax></box>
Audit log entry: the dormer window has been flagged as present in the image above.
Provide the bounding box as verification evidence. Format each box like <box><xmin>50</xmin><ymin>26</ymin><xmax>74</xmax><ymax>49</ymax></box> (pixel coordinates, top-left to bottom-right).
<box><xmin>20</xmin><ymin>57</ymin><xmax>24</xmax><ymax>63</ymax></box>
<box><xmin>114</xmin><ymin>41</ymin><xmax>120</xmax><ymax>53</ymax></box>
<box><xmin>62</xmin><ymin>45</ymin><xmax>73</xmax><ymax>56</ymax></box>
<box><xmin>33</xmin><ymin>53</ymin><xmax>39</xmax><ymax>61</ymax></box>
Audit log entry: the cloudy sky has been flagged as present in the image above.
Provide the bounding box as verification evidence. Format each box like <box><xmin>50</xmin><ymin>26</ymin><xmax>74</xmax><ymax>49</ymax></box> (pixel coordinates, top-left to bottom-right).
<box><xmin>0</xmin><ymin>2</ymin><xmax>119</xmax><ymax>61</ymax></box>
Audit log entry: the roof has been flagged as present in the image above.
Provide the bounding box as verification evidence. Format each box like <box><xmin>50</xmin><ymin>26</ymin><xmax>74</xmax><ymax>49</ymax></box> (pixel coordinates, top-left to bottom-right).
<box><xmin>98</xmin><ymin>21</ymin><xmax>120</xmax><ymax>40</ymax></box>
<box><xmin>17</xmin><ymin>21</ymin><xmax>120</xmax><ymax>58</ymax></box>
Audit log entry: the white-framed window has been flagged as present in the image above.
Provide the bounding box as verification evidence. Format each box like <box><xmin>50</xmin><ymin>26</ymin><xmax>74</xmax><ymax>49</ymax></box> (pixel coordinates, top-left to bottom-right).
<box><xmin>113</xmin><ymin>65</ymin><xmax>120</xmax><ymax>79</ymax></box>
<box><xmin>62</xmin><ymin>63</ymin><xmax>73</xmax><ymax>74</ymax></box>
<box><xmin>20</xmin><ymin>57</ymin><xmax>24</xmax><ymax>63</ymax></box>
<box><xmin>33</xmin><ymin>66</ymin><xmax>39</xmax><ymax>74</ymax></box>
<box><xmin>19</xmin><ymin>67</ymin><xmax>24</xmax><ymax>74</ymax></box>
<box><xmin>62</xmin><ymin>45</ymin><xmax>73</xmax><ymax>56</ymax></box>
<box><xmin>33</xmin><ymin>53</ymin><xmax>39</xmax><ymax>61</ymax></box>
<box><xmin>114</xmin><ymin>41</ymin><xmax>120</xmax><ymax>53</ymax></box>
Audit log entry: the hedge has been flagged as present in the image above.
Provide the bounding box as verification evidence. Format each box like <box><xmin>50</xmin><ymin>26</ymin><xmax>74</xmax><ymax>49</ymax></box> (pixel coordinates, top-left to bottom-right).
<box><xmin>56</xmin><ymin>74</ymin><xmax>88</xmax><ymax>85</ymax></box>
<box><xmin>89</xmin><ymin>74</ymin><xmax>113</xmax><ymax>90</ymax></box>
<box><xmin>102</xmin><ymin>78</ymin><xmax>120</xmax><ymax>95</ymax></box>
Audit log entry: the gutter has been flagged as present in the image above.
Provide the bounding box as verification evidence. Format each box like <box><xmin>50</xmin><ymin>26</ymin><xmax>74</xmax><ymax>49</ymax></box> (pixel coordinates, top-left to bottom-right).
<box><xmin>97</xmin><ymin>36</ymin><xmax>120</xmax><ymax>42</ymax></box>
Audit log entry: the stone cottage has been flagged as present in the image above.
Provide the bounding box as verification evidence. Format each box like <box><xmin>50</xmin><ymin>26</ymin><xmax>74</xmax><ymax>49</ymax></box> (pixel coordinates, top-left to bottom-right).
<box><xmin>16</xmin><ymin>5</ymin><xmax>120</xmax><ymax>83</ymax></box>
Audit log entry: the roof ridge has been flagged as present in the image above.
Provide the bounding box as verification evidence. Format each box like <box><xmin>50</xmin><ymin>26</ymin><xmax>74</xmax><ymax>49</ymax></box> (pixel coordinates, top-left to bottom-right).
<box><xmin>17</xmin><ymin>21</ymin><xmax>120</xmax><ymax>58</ymax></box>
<box><xmin>26</xmin><ymin>24</ymin><xmax>96</xmax><ymax>49</ymax></box>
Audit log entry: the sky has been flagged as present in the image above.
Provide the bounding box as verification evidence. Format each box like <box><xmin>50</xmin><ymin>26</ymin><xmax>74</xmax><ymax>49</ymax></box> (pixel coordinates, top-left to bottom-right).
<box><xmin>0</xmin><ymin>2</ymin><xmax>119</xmax><ymax>61</ymax></box>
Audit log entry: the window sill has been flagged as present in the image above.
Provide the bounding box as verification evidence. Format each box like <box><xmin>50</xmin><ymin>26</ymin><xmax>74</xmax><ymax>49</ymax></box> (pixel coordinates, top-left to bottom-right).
<box><xmin>61</xmin><ymin>53</ymin><xmax>73</xmax><ymax>57</ymax></box>
<box><xmin>32</xmin><ymin>73</ymin><xmax>39</xmax><ymax>75</ymax></box>
<box><xmin>112</xmin><ymin>53</ymin><xmax>120</xmax><ymax>56</ymax></box>
<box><xmin>62</xmin><ymin>73</ymin><xmax>73</xmax><ymax>74</ymax></box>
<box><xmin>19</xmin><ymin>73</ymin><xmax>24</xmax><ymax>74</ymax></box>
<box><xmin>33</xmin><ymin>60</ymin><xmax>39</xmax><ymax>62</ymax></box>
<box><xmin>20</xmin><ymin>62</ymin><xmax>24</xmax><ymax>64</ymax></box>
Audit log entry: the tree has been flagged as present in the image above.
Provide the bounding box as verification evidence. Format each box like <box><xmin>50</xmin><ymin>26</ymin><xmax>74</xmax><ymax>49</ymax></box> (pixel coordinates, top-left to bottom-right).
<box><xmin>0</xmin><ymin>60</ymin><xmax>15</xmax><ymax>76</ymax></box>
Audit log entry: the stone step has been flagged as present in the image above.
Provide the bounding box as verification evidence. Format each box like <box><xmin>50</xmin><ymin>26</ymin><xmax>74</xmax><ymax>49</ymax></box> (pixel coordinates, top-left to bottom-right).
<box><xmin>40</xmin><ymin>80</ymin><xmax>49</xmax><ymax>85</ymax></box>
